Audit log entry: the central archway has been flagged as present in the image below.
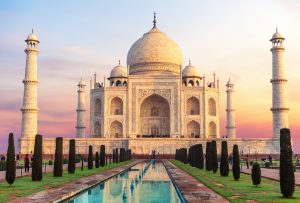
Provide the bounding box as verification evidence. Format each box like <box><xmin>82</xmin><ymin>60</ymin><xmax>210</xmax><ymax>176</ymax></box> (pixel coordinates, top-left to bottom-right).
<box><xmin>140</xmin><ymin>94</ymin><xmax>170</xmax><ymax>137</ymax></box>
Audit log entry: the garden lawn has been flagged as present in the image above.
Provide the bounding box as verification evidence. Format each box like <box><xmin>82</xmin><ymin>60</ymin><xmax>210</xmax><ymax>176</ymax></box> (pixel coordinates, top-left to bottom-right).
<box><xmin>0</xmin><ymin>160</ymin><xmax>133</xmax><ymax>202</ymax></box>
<box><xmin>171</xmin><ymin>160</ymin><xmax>300</xmax><ymax>203</ymax></box>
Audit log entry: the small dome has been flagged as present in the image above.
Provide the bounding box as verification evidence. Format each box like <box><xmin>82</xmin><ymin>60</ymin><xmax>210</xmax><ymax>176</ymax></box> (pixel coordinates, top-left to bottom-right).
<box><xmin>182</xmin><ymin>61</ymin><xmax>200</xmax><ymax>77</ymax></box>
<box><xmin>110</xmin><ymin>63</ymin><xmax>127</xmax><ymax>78</ymax></box>
<box><xmin>26</xmin><ymin>31</ymin><xmax>39</xmax><ymax>42</ymax></box>
<box><xmin>78</xmin><ymin>79</ymin><xmax>86</xmax><ymax>86</ymax></box>
<box><xmin>271</xmin><ymin>28</ymin><xmax>284</xmax><ymax>40</ymax></box>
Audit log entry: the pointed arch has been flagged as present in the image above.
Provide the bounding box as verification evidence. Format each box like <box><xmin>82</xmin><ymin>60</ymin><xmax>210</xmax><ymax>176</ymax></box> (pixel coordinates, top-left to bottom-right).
<box><xmin>188</xmin><ymin>80</ymin><xmax>194</xmax><ymax>87</ymax></box>
<box><xmin>110</xmin><ymin>121</ymin><xmax>123</xmax><ymax>138</ymax></box>
<box><xmin>123</xmin><ymin>81</ymin><xmax>127</xmax><ymax>86</ymax></box>
<box><xmin>94</xmin><ymin>98</ymin><xmax>101</xmax><ymax>116</ymax></box>
<box><xmin>187</xmin><ymin>120</ymin><xmax>200</xmax><ymax>138</ymax></box>
<box><xmin>209</xmin><ymin>121</ymin><xmax>217</xmax><ymax>138</ymax></box>
<box><xmin>186</xmin><ymin>96</ymin><xmax>200</xmax><ymax>115</ymax></box>
<box><xmin>94</xmin><ymin>121</ymin><xmax>101</xmax><ymax>136</ymax></box>
<box><xmin>110</xmin><ymin>97</ymin><xmax>123</xmax><ymax>115</ymax></box>
<box><xmin>116</xmin><ymin>80</ymin><xmax>122</xmax><ymax>87</ymax></box>
<box><xmin>208</xmin><ymin>98</ymin><xmax>216</xmax><ymax>116</ymax></box>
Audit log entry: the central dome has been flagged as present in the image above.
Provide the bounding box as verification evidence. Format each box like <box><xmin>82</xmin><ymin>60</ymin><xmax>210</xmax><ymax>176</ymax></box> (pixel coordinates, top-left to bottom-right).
<box><xmin>127</xmin><ymin>23</ymin><xmax>183</xmax><ymax>75</ymax></box>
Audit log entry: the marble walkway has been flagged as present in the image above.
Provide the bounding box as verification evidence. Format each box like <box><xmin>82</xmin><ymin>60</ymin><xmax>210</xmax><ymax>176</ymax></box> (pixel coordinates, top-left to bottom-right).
<box><xmin>8</xmin><ymin>160</ymin><xmax>141</xmax><ymax>203</ymax></box>
<box><xmin>163</xmin><ymin>160</ymin><xmax>229</xmax><ymax>203</ymax></box>
<box><xmin>241</xmin><ymin>166</ymin><xmax>300</xmax><ymax>186</ymax></box>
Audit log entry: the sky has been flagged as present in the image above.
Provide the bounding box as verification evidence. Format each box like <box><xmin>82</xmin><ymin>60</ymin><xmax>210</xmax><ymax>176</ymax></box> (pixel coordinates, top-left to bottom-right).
<box><xmin>0</xmin><ymin>0</ymin><xmax>299</xmax><ymax>153</ymax></box>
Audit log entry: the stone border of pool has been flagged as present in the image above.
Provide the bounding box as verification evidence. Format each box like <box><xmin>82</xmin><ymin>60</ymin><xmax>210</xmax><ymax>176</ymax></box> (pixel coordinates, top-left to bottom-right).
<box><xmin>8</xmin><ymin>160</ymin><xmax>142</xmax><ymax>203</ymax></box>
<box><xmin>163</xmin><ymin>160</ymin><xmax>229</xmax><ymax>203</ymax></box>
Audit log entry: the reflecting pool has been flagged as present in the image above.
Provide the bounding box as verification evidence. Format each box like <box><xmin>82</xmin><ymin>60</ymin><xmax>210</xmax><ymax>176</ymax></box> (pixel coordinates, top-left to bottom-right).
<box><xmin>66</xmin><ymin>160</ymin><xmax>182</xmax><ymax>203</ymax></box>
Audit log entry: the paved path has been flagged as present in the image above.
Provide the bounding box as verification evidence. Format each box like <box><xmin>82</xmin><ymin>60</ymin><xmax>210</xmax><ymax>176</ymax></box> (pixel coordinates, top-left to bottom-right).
<box><xmin>0</xmin><ymin>163</ymin><xmax>84</xmax><ymax>181</ymax></box>
<box><xmin>163</xmin><ymin>160</ymin><xmax>229</xmax><ymax>203</ymax></box>
<box><xmin>8</xmin><ymin>160</ymin><xmax>141</xmax><ymax>203</ymax></box>
<box><xmin>241</xmin><ymin>166</ymin><xmax>300</xmax><ymax>186</ymax></box>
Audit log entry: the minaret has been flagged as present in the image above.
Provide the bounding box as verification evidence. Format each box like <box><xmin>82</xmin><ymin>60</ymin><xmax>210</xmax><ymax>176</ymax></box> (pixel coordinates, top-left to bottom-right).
<box><xmin>20</xmin><ymin>30</ymin><xmax>40</xmax><ymax>153</ymax></box>
<box><xmin>270</xmin><ymin>28</ymin><xmax>289</xmax><ymax>140</ymax></box>
<box><xmin>226</xmin><ymin>79</ymin><xmax>236</xmax><ymax>138</ymax></box>
<box><xmin>76</xmin><ymin>79</ymin><xmax>86</xmax><ymax>138</ymax></box>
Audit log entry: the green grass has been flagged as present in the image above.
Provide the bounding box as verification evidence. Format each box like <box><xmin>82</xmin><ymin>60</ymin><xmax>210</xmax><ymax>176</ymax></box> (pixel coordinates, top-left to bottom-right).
<box><xmin>171</xmin><ymin>160</ymin><xmax>300</xmax><ymax>203</ymax></box>
<box><xmin>0</xmin><ymin>160</ymin><xmax>133</xmax><ymax>202</ymax></box>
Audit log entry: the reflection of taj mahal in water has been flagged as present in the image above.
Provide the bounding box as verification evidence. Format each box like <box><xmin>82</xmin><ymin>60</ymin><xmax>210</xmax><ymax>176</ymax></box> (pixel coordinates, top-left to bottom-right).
<box><xmin>19</xmin><ymin>15</ymin><xmax>289</xmax><ymax>155</ymax></box>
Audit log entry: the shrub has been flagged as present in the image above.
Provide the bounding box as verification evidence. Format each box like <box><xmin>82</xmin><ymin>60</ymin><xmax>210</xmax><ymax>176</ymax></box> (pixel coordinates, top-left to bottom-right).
<box><xmin>198</xmin><ymin>144</ymin><xmax>204</xmax><ymax>169</ymax></box>
<box><xmin>205</xmin><ymin>142</ymin><xmax>212</xmax><ymax>171</ymax></box>
<box><xmin>232</xmin><ymin>144</ymin><xmax>240</xmax><ymax>180</ymax></box>
<box><xmin>88</xmin><ymin>145</ymin><xmax>93</xmax><ymax>169</ymax></box>
<box><xmin>220</xmin><ymin>141</ymin><xmax>229</xmax><ymax>177</ymax></box>
<box><xmin>54</xmin><ymin>137</ymin><xmax>63</xmax><ymax>177</ymax></box>
<box><xmin>182</xmin><ymin>148</ymin><xmax>188</xmax><ymax>164</ymax></box>
<box><xmin>48</xmin><ymin>160</ymin><xmax>53</xmax><ymax>165</ymax></box>
<box><xmin>265</xmin><ymin>162</ymin><xmax>271</xmax><ymax>168</ymax></box>
<box><xmin>32</xmin><ymin>134</ymin><xmax>43</xmax><ymax>181</ymax></box>
<box><xmin>188</xmin><ymin>146</ymin><xmax>193</xmax><ymax>166</ymax></box>
<box><xmin>95</xmin><ymin>152</ymin><xmax>100</xmax><ymax>168</ymax></box>
<box><xmin>100</xmin><ymin>145</ymin><xmax>106</xmax><ymax>167</ymax></box>
<box><xmin>211</xmin><ymin>140</ymin><xmax>218</xmax><ymax>173</ymax></box>
<box><xmin>280</xmin><ymin>128</ymin><xmax>295</xmax><ymax>198</ymax></box>
<box><xmin>252</xmin><ymin>162</ymin><xmax>261</xmax><ymax>186</ymax></box>
<box><xmin>6</xmin><ymin>133</ymin><xmax>16</xmax><ymax>185</ymax></box>
<box><xmin>68</xmin><ymin>139</ymin><xmax>76</xmax><ymax>174</ymax></box>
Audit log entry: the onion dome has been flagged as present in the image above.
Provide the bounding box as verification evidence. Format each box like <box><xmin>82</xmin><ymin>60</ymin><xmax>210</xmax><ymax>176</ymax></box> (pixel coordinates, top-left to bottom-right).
<box><xmin>25</xmin><ymin>29</ymin><xmax>39</xmax><ymax>42</ymax></box>
<box><xmin>127</xmin><ymin>13</ymin><xmax>183</xmax><ymax>75</ymax></box>
<box><xmin>270</xmin><ymin>27</ymin><xmax>285</xmax><ymax>41</ymax></box>
<box><xmin>182</xmin><ymin>60</ymin><xmax>201</xmax><ymax>78</ymax></box>
<box><xmin>109</xmin><ymin>61</ymin><xmax>128</xmax><ymax>78</ymax></box>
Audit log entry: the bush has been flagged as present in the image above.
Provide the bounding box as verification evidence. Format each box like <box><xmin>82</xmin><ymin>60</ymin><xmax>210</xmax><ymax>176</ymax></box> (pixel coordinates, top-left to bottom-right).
<box><xmin>32</xmin><ymin>134</ymin><xmax>43</xmax><ymax>181</ymax></box>
<box><xmin>100</xmin><ymin>145</ymin><xmax>106</xmax><ymax>167</ymax></box>
<box><xmin>280</xmin><ymin>128</ymin><xmax>295</xmax><ymax>198</ymax></box>
<box><xmin>205</xmin><ymin>142</ymin><xmax>212</xmax><ymax>171</ymax></box>
<box><xmin>265</xmin><ymin>162</ymin><xmax>271</xmax><ymax>168</ymax></box>
<box><xmin>0</xmin><ymin>160</ymin><xmax>6</xmax><ymax>171</ymax></box>
<box><xmin>250</xmin><ymin>161</ymin><xmax>254</xmax><ymax>166</ymax></box>
<box><xmin>68</xmin><ymin>139</ymin><xmax>76</xmax><ymax>174</ymax></box>
<box><xmin>211</xmin><ymin>140</ymin><xmax>218</xmax><ymax>173</ymax></box>
<box><xmin>88</xmin><ymin>145</ymin><xmax>93</xmax><ymax>169</ymax></box>
<box><xmin>63</xmin><ymin>159</ymin><xmax>68</xmax><ymax>164</ymax></box>
<box><xmin>232</xmin><ymin>144</ymin><xmax>240</xmax><ymax>180</ymax></box>
<box><xmin>48</xmin><ymin>160</ymin><xmax>53</xmax><ymax>165</ymax></box>
<box><xmin>252</xmin><ymin>162</ymin><xmax>261</xmax><ymax>186</ymax></box>
<box><xmin>95</xmin><ymin>152</ymin><xmax>100</xmax><ymax>168</ymax></box>
<box><xmin>220</xmin><ymin>141</ymin><xmax>229</xmax><ymax>177</ymax></box>
<box><xmin>54</xmin><ymin>137</ymin><xmax>63</xmax><ymax>177</ymax></box>
<box><xmin>181</xmin><ymin>148</ymin><xmax>188</xmax><ymax>164</ymax></box>
<box><xmin>6</xmin><ymin>133</ymin><xmax>16</xmax><ymax>185</ymax></box>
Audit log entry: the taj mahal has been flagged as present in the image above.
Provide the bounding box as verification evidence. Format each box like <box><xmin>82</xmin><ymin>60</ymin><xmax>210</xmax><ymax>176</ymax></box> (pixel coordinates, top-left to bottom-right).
<box><xmin>19</xmin><ymin>15</ymin><xmax>289</xmax><ymax>155</ymax></box>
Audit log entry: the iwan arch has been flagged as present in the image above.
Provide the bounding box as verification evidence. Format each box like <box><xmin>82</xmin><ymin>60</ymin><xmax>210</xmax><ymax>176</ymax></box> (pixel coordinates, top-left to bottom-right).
<box><xmin>19</xmin><ymin>15</ymin><xmax>282</xmax><ymax>155</ymax></box>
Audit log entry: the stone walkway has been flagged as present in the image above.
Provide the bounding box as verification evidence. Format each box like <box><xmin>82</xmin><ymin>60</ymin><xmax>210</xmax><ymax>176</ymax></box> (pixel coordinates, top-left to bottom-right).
<box><xmin>8</xmin><ymin>160</ymin><xmax>141</xmax><ymax>203</ymax></box>
<box><xmin>0</xmin><ymin>163</ymin><xmax>84</xmax><ymax>181</ymax></box>
<box><xmin>163</xmin><ymin>160</ymin><xmax>229</xmax><ymax>203</ymax></box>
<box><xmin>241</xmin><ymin>166</ymin><xmax>300</xmax><ymax>186</ymax></box>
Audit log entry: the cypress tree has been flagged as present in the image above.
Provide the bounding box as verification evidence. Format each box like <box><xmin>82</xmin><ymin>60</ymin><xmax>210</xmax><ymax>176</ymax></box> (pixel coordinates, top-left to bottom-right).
<box><xmin>120</xmin><ymin>148</ymin><xmax>125</xmax><ymax>162</ymax></box>
<box><xmin>100</xmin><ymin>145</ymin><xmax>106</xmax><ymax>166</ymax></box>
<box><xmin>81</xmin><ymin>156</ymin><xmax>84</xmax><ymax>171</ymax></box>
<box><xmin>88</xmin><ymin>145</ymin><xmax>93</xmax><ymax>169</ymax></box>
<box><xmin>5</xmin><ymin>133</ymin><xmax>16</xmax><ymax>185</ymax></box>
<box><xmin>188</xmin><ymin>146</ymin><xmax>192</xmax><ymax>165</ymax></box>
<box><xmin>198</xmin><ymin>144</ymin><xmax>204</xmax><ymax>169</ymax></box>
<box><xmin>232</xmin><ymin>144</ymin><xmax>240</xmax><ymax>180</ymax></box>
<box><xmin>252</xmin><ymin>162</ymin><xmax>261</xmax><ymax>187</ymax></box>
<box><xmin>175</xmin><ymin>149</ymin><xmax>179</xmax><ymax>160</ymax></box>
<box><xmin>182</xmin><ymin>148</ymin><xmax>188</xmax><ymax>164</ymax></box>
<box><xmin>129</xmin><ymin>149</ymin><xmax>132</xmax><ymax>160</ymax></box>
<box><xmin>115</xmin><ymin>148</ymin><xmax>119</xmax><ymax>164</ymax></box>
<box><xmin>95</xmin><ymin>152</ymin><xmax>100</xmax><ymax>168</ymax></box>
<box><xmin>68</xmin><ymin>139</ymin><xmax>76</xmax><ymax>174</ymax></box>
<box><xmin>211</xmin><ymin>140</ymin><xmax>218</xmax><ymax>173</ymax></box>
<box><xmin>54</xmin><ymin>137</ymin><xmax>63</xmax><ymax>177</ymax></box>
<box><xmin>205</xmin><ymin>142</ymin><xmax>212</xmax><ymax>171</ymax></box>
<box><xmin>220</xmin><ymin>141</ymin><xmax>229</xmax><ymax>177</ymax></box>
<box><xmin>32</xmin><ymin>134</ymin><xmax>43</xmax><ymax>181</ymax></box>
<box><xmin>112</xmin><ymin>149</ymin><xmax>115</xmax><ymax>163</ymax></box>
<box><xmin>280</xmin><ymin>128</ymin><xmax>295</xmax><ymax>198</ymax></box>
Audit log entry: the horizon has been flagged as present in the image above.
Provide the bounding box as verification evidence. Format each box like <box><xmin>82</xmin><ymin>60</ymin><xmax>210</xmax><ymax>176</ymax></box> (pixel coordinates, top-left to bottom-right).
<box><xmin>0</xmin><ymin>0</ymin><xmax>299</xmax><ymax>153</ymax></box>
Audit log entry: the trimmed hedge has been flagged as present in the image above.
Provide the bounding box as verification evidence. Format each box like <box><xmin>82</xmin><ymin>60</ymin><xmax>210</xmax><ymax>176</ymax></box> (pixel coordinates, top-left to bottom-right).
<box><xmin>32</xmin><ymin>134</ymin><xmax>43</xmax><ymax>181</ymax></box>
<box><xmin>88</xmin><ymin>145</ymin><xmax>93</xmax><ymax>169</ymax></box>
<box><xmin>6</xmin><ymin>133</ymin><xmax>16</xmax><ymax>185</ymax></box>
<box><xmin>220</xmin><ymin>141</ymin><xmax>229</xmax><ymax>176</ymax></box>
<box><xmin>54</xmin><ymin>137</ymin><xmax>63</xmax><ymax>177</ymax></box>
<box><xmin>68</xmin><ymin>139</ymin><xmax>76</xmax><ymax>174</ymax></box>
<box><xmin>232</xmin><ymin>144</ymin><xmax>240</xmax><ymax>180</ymax></box>
<box><xmin>252</xmin><ymin>162</ymin><xmax>261</xmax><ymax>186</ymax></box>
<box><xmin>280</xmin><ymin>128</ymin><xmax>295</xmax><ymax>198</ymax></box>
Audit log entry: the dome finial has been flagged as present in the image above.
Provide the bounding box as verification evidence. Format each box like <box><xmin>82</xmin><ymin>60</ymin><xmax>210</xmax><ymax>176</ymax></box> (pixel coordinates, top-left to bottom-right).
<box><xmin>189</xmin><ymin>59</ymin><xmax>191</xmax><ymax>66</ymax></box>
<box><xmin>153</xmin><ymin>12</ymin><xmax>157</xmax><ymax>28</ymax></box>
<box><xmin>118</xmin><ymin>59</ymin><xmax>121</xmax><ymax>65</ymax></box>
<box><xmin>32</xmin><ymin>28</ymin><xmax>34</xmax><ymax>34</ymax></box>
<box><xmin>276</xmin><ymin>27</ymin><xmax>278</xmax><ymax>32</ymax></box>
